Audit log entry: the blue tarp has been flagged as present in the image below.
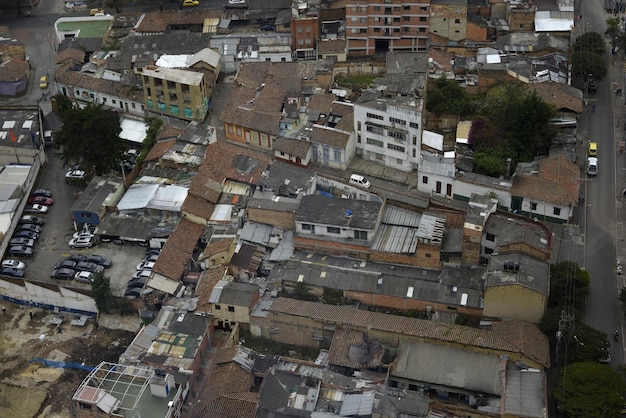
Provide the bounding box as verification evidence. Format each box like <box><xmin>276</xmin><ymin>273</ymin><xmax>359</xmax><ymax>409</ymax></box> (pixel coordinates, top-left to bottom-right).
<box><xmin>29</xmin><ymin>358</ymin><xmax>95</xmax><ymax>371</ymax></box>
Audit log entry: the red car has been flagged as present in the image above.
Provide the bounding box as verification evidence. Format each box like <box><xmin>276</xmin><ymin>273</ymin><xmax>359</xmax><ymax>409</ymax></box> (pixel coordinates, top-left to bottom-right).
<box><xmin>27</xmin><ymin>196</ymin><xmax>53</xmax><ymax>206</ymax></box>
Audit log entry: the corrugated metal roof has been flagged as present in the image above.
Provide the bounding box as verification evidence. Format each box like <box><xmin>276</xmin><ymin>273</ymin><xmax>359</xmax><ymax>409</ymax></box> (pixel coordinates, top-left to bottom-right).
<box><xmin>416</xmin><ymin>213</ymin><xmax>445</xmax><ymax>243</ymax></box>
<box><xmin>504</xmin><ymin>368</ymin><xmax>545</xmax><ymax>417</ymax></box>
<box><xmin>117</xmin><ymin>183</ymin><xmax>160</xmax><ymax>211</ymax></box>
<box><xmin>339</xmin><ymin>391</ymin><xmax>375</xmax><ymax>416</ymax></box>
<box><xmin>148</xmin><ymin>184</ymin><xmax>188</xmax><ymax>212</ymax></box>
<box><xmin>371</xmin><ymin>224</ymin><xmax>418</xmax><ymax>253</ymax></box>
<box><xmin>382</xmin><ymin>206</ymin><xmax>421</xmax><ymax>227</ymax></box>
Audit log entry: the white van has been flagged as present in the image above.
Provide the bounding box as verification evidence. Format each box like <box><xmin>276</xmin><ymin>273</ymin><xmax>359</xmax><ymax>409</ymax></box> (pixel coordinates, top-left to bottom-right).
<box><xmin>349</xmin><ymin>174</ymin><xmax>371</xmax><ymax>189</ymax></box>
<box><xmin>587</xmin><ymin>157</ymin><xmax>598</xmax><ymax>176</ymax></box>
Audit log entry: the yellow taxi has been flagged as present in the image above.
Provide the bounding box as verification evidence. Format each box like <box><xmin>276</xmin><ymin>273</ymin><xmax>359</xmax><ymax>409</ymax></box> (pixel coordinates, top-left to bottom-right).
<box><xmin>588</xmin><ymin>141</ymin><xmax>597</xmax><ymax>157</ymax></box>
<box><xmin>182</xmin><ymin>0</ymin><xmax>199</xmax><ymax>6</ymax></box>
<box><xmin>90</xmin><ymin>8</ymin><xmax>104</xmax><ymax>15</ymax></box>
<box><xmin>39</xmin><ymin>75</ymin><xmax>48</xmax><ymax>89</ymax></box>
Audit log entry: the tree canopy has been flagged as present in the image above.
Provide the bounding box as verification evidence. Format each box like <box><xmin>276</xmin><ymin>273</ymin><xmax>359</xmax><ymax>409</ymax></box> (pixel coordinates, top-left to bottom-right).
<box><xmin>54</xmin><ymin>102</ymin><xmax>126</xmax><ymax>176</ymax></box>
<box><xmin>571</xmin><ymin>32</ymin><xmax>608</xmax><ymax>82</ymax></box>
<box><xmin>426</xmin><ymin>76</ymin><xmax>474</xmax><ymax>117</ymax></box>
<box><xmin>549</xmin><ymin>261</ymin><xmax>590</xmax><ymax>310</ymax></box>
<box><xmin>91</xmin><ymin>272</ymin><xmax>111</xmax><ymax>313</ymax></box>
<box><xmin>553</xmin><ymin>362</ymin><xmax>625</xmax><ymax>418</ymax></box>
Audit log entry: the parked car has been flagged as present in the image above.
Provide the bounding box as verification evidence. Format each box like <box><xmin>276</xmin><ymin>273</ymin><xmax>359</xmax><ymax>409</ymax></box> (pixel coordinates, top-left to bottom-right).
<box><xmin>72</xmin><ymin>231</ymin><xmax>95</xmax><ymax>240</ymax></box>
<box><xmin>124</xmin><ymin>287</ymin><xmax>144</xmax><ymax>298</ymax></box>
<box><xmin>65</xmin><ymin>169</ymin><xmax>86</xmax><ymax>183</ymax></box>
<box><xmin>182</xmin><ymin>0</ymin><xmax>199</xmax><ymax>6</ymax></box>
<box><xmin>19</xmin><ymin>215</ymin><xmax>44</xmax><ymax>226</ymax></box>
<box><xmin>27</xmin><ymin>196</ymin><xmax>53</xmax><ymax>206</ymax></box>
<box><xmin>74</xmin><ymin>271</ymin><xmax>95</xmax><ymax>283</ymax></box>
<box><xmin>24</xmin><ymin>204</ymin><xmax>48</xmax><ymax>214</ymax></box>
<box><xmin>127</xmin><ymin>276</ymin><xmax>148</xmax><ymax>288</ymax></box>
<box><xmin>8</xmin><ymin>246</ymin><xmax>33</xmax><ymax>257</ymax></box>
<box><xmin>17</xmin><ymin>224</ymin><xmax>41</xmax><ymax>234</ymax></box>
<box><xmin>13</xmin><ymin>231</ymin><xmax>39</xmax><ymax>241</ymax></box>
<box><xmin>2</xmin><ymin>260</ymin><xmax>25</xmax><ymax>270</ymax></box>
<box><xmin>66</xmin><ymin>253</ymin><xmax>87</xmax><ymax>263</ymax></box>
<box><xmin>0</xmin><ymin>267</ymin><xmax>24</xmax><ymax>278</ymax></box>
<box><xmin>136</xmin><ymin>261</ymin><xmax>155</xmax><ymax>271</ymax></box>
<box><xmin>588</xmin><ymin>141</ymin><xmax>598</xmax><ymax>157</ymax></box>
<box><xmin>587</xmin><ymin>157</ymin><xmax>598</xmax><ymax>176</ymax></box>
<box><xmin>31</xmin><ymin>189</ymin><xmax>52</xmax><ymax>198</ymax></box>
<box><xmin>90</xmin><ymin>7</ymin><xmax>104</xmax><ymax>15</ymax></box>
<box><xmin>260</xmin><ymin>24</ymin><xmax>275</xmax><ymax>31</ymax></box>
<box><xmin>132</xmin><ymin>269</ymin><xmax>152</xmax><ymax>280</ymax></box>
<box><xmin>145</xmin><ymin>248</ymin><xmax>161</xmax><ymax>256</ymax></box>
<box><xmin>588</xmin><ymin>78</ymin><xmax>598</xmax><ymax>93</ymax></box>
<box><xmin>143</xmin><ymin>254</ymin><xmax>159</xmax><ymax>263</ymax></box>
<box><xmin>69</xmin><ymin>236</ymin><xmax>95</xmax><ymax>249</ymax></box>
<box><xmin>9</xmin><ymin>238</ymin><xmax>34</xmax><ymax>247</ymax></box>
<box><xmin>55</xmin><ymin>260</ymin><xmax>77</xmax><ymax>270</ymax></box>
<box><xmin>39</xmin><ymin>75</ymin><xmax>48</xmax><ymax>89</ymax></box>
<box><xmin>50</xmin><ymin>268</ymin><xmax>75</xmax><ymax>280</ymax></box>
<box><xmin>87</xmin><ymin>254</ymin><xmax>112</xmax><ymax>268</ymax></box>
<box><xmin>76</xmin><ymin>261</ymin><xmax>103</xmax><ymax>273</ymax></box>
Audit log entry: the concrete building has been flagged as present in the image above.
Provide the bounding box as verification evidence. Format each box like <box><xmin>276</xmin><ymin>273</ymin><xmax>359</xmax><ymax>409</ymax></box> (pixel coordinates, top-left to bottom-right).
<box><xmin>429</xmin><ymin>0</ymin><xmax>468</xmax><ymax>42</ymax></box>
<box><xmin>344</xmin><ymin>0</ymin><xmax>430</xmax><ymax>56</ymax></box>
<box><xmin>141</xmin><ymin>66</ymin><xmax>209</xmax><ymax>122</ymax></box>
<box><xmin>208</xmin><ymin>280</ymin><xmax>261</xmax><ymax>329</ymax></box>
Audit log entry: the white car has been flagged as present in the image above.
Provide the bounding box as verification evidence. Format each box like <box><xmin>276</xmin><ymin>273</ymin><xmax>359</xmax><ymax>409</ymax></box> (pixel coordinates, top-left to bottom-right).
<box><xmin>587</xmin><ymin>157</ymin><xmax>598</xmax><ymax>176</ymax></box>
<box><xmin>69</xmin><ymin>236</ymin><xmax>95</xmax><ymax>249</ymax></box>
<box><xmin>74</xmin><ymin>271</ymin><xmax>95</xmax><ymax>283</ymax></box>
<box><xmin>349</xmin><ymin>174</ymin><xmax>371</xmax><ymax>189</ymax></box>
<box><xmin>228</xmin><ymin>0</ymin><xmax>246</xmax><ymax>4</ymax></box>
<box><xmin>2</xmin><ymin>260</ymin><xmax>25</xmax><ymax>270</ymax></box>
<box><xmin>25</xmin><ymin>204</ymin><xmax>48</xmax><ymax>214</ymax></box>
<box><xmin>72</xmin><ymin>231</ymin><xmax>95</xmax><ymax>240</ymax></box>
<box><xmin>136</xmin><ymin>261</ymin><xmax>155</xmax><ymax>271</ymax></box>
<box><xmin>65</xmin><ymin>169</ymin><xmax>86</xmax><ymax>182</ymax></box>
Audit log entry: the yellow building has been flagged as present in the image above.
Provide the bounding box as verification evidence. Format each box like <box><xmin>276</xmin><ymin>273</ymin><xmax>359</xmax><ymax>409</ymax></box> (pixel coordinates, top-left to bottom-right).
<box><xmin>142</xmin><ymin>66</ymin><xmax>208</xmax><ymax>121</ymax></box>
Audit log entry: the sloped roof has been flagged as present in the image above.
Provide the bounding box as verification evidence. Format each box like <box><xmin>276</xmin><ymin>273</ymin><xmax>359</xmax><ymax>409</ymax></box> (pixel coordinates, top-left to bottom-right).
<box><xmin>134</xmin><ymin>9</ymin><xmax>222</xmax><ymax>33</ymax></box>
<box><xmin>152</xmin><ymin>218</ymin><xmax>204</xmax><ymax>281</ymax></box>
<box><xmin>511</xmin><ymin>155</ymin><xmax>578</xmax><ymax>205</ymax></box>
<box><xmin>273</xmin><ymin>137</ymin><xmax>311</xmax><ymax>159</ymax></box>
<box><xmin>270</xmin><ymin>298</ymin><xmax>550</xmax><ymax>367</ymax></box>
<box><xmin>527</xmin><ymin>81</ymin><xmax>583</xmax><ymax>114</ymax></box>
<box><xmin>309</xmin><ymin>125</ymin><xmax>350</xmax><ymax>148</ymax></box>
<box><xmin>144</xmin><ymin>139</ymin><xmax>176</xmax><ymax>162</ymax></box>
<box><xmin>0</xmin><ymin>58</ymin><xmax>28</xmax><ymax>82</ymax></box>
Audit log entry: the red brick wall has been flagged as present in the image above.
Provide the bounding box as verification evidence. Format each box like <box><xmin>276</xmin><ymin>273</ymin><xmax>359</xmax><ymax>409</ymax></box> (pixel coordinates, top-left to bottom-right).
<box><xmin>294</xmin><ymin>235</ymin><xmax>370</xmax><ymax>258</ymax></box>
<box><xmin>462</xmin><ymin>227</ymin><xmax>482</xmax><ymax>265</ymax></box>
<box><xmin>466</xmin><ymin>21</ymin><xmax>489</xmax><ymax>42</ymax></box>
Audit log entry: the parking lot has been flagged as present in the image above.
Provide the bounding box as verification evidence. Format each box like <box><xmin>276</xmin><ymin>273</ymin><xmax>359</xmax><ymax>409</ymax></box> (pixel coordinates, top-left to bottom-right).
<box><xmin>8</xmin><ymin>149</ymin><xmax>152</xmax><ymax>296</ymax></box>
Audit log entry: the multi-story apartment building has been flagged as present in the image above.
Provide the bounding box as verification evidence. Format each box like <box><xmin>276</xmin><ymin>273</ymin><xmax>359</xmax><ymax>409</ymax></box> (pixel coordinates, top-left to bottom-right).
<box><xmin>354</xmin><ymin>95</ymin><xmax>423</xmax><ymax>172</ymax></box>
<box><xmin>429</xmin><ymin>0</ymin><xmax>468</xmax><ymax>42</ymax></box>
<box><xmin>345</xmin><ymin>0</ymin><xmax>430</xmax><ymax>56</ymax></box>
<box><xmin>291</xmin><ymin>12</ymin><xmax>320</xmax><ymax>60</ymax></box>
<box><xmin>141</xmin><ymin>66</ymin><xmax>209</xmax><ymax>122</ymax></box>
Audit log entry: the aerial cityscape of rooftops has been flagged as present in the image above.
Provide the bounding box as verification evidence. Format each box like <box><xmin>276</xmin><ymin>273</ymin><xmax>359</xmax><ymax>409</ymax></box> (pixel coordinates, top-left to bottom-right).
<box><xmin>0</xmin><ymin>0</ymin><xmax>623</xmax><ymax>415</ymax></box>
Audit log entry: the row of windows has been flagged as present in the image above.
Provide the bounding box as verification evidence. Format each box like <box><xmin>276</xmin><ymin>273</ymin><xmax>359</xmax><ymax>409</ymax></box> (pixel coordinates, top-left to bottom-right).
<box><xmin>302</xmin><ymin>224</ymin><xmax>368</xmax><ymax>239</ymax></box>
<box><xmin>70</xmin><ymin>89</ymin><xmax>143</xmax><ymax>111</ymax></box>
<box><xmin>352</xmin><ymin>27</ymin><xmax>427</xmax><ymax>33</ymax></box>
<box><xmin>387</xmin><ymin>143</ymin><xmax>405</xmax><ymax>152</ymax></box>
<box><xmin>146</xmin><ymin>100</ymin><xmax>194</xmax><ymax>118</ymax></box>
<box><xmin>363</xmin><ymin>114</ymin><xmax>419</xmax><ymax>130</ymax></box>
<box><xmin>214</xmin><ymin>304</ymin><xmax>235</xmax><ymax>312</ymax></box>
<box><xmin>389</xmin><ymin>117</ymin><xmax>406</xmax><ymax>125</ymax></box>
<box><xmin>350</xmin><ymin>5</ymin><xmax>428</xmax><ymax>12</ymax></box>
<box><xmin>530</xmin><ymin>202</ymin><xmax>561</xmax><ymax>216</ymax></box>
<box><xmin>421</xmin><ymin>176</ymin><xmax>453</xmax><ymax>196</ymax></box>
<box><xmin>367</xmin><ymin>138</ymin><xmax>384</xmax><ymax>147</ymax></box>
<box><xmin>297</xmin><ymin>38</ymin><xmax>313</xmax><ymax>45</ymax></box>
<box><xmin>388</xmin><ymin>131</ymin><xmax>406</xmax><ymax>141</ymax></box>
<box><xmin>366</xmin><ymin>112</ymin><xmax>384</xmax><ymax>121</ymax></box>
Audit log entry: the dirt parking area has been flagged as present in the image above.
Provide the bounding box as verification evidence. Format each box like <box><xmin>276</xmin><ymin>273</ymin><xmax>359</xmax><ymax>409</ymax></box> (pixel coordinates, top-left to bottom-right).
<box><xmin>0</xmin><ymin>304</ymin><xmax>142</xmax><ymax>418</ymax></box>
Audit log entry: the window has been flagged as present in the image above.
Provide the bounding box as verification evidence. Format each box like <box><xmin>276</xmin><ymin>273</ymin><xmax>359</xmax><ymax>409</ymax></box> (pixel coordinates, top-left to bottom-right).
<box><xmin>419</xmin><ymin>17</ymin><xmax>427</xmax><ymax>22</ymax></box>
<box><xmin>373</xmin><ymin>16</ymin><xmax>380</xmax><ymax>22</ymax></box>
<box><xmin>366</xmin><ymin>138</ymin><xmax>384</xmax><ymax>147</ymax></box>
<box><xmin>228</xmin><ymin>306</ymin><xmax>235</xmax><ymax>312</ymax></box>
<box><xmin>412</xmin><ymin>149</ymin><xmax>416</xmax><ymax>157</ymax></box>
<box><xmin>454</xmin><ymin>19</ymin><xmax>460</xmax><ymax>23</ymax></box>
<box><xmin>360</xmin><ymin>28</ymin><xmax>367</xmax><ymax>33</ymax></box>
<box><xmin>327</xmin><ymin>227</ymin><xmax>340</xmax><ymax>234</ymax></box>
<box><xmin>374</xmin><ymin>5</ymin><xmax>380</xmax><ymax>10</ymax></box>
<box><xmin>228</xmin><ymin>125</ymin><xmax>233</xmax><ymax>134</ymax></box>
<box><xmin>446</xmin><ymin>184</ymin><xmax>452</xmax><ymax>196</ymax></box>
<box><xmin>360</xmin><ymin>17</ymin><xmax>367</xmax><ymax>23</ymax></box>
<box><xmin>396</xmin><ymin>158</ymin><xmax>402</xmax><ymax>164</ymax></box>
<box><xmin>112</xmin><ymin>100</ymin><xmax>116</xmax><ymax>105</ymax></box>
<box><xmin>351</xmin><ymin>28</ymin><xmax>358</xmax><ymax>34</ymax></box>
<box><xmin>374</xmin><ymin>27</ymin><xmax>381</xmax><ymax>32</ymax></box>
<box><xmin>485</xmin><ymin>247</ymin><xmax>494</xmax><ymax>255</ymax></box>
<box><xmin>351</xmin><ymin>17</ymin><xmax>357</xmax><ymax>22</ymax></box>
<box><xmin>531</xmin><ymin>202</ymin><xmax>537</xmax><ymax>211</ymax></box>
<box><xmin>305</xmin><ymin>39</ymin><xmax>312</xmax><ymax>45</ymax></box>
<box><xmin>236</xmin><ymin>128</ymin><xmax>242</xmax><ymax>136</ymax></box>
<box><xmin>394</xmin><ymin>17</ymin><xmax>400</xmax><ymax>22</ymax></box>
<box><xmin>388</xmin><ymin>131</ymin><xmax>406</xmax><ymax>141</ymax></box>
<box><xmin>214</xmin><ymin>304</ymin><xmax>221</xmax><ymax>310</ymax></box>
<box><xmin>366</xmin><ymin>112</ymin><xmax>384</xmax><ymax>121</ymax></box>
<box><xmin>357</xmin><ymin>134</ymin><xmax>362</xmax><ymax>143</ymax></box>
<box><xmin>281</xmin><ymin>57</ymin><xmax>287</xmax><ymax>62</ymax></box>
<box><xmin>403</xmin><ymin>16</ymin><xmax>410</xmax><ymax>21</ymax></box>
<box><xmin>393</xmin><ymin>28</ymin><xmax>400</xmax><ymax>33</ymax></box>
<box><xmin>302</xmin><ymin>224</ymin><xmax>315</xmax><ymax>233</ymax></box>
<box><xmin>554</xmin><ymin>207</ymin><xmax>561</xmax><ymax>216</ymax></box>
<box><xmin>422</xmin><ymin>175</ymin><xmax>428</xmax><ymax>184</ymax></box>
<box><xmin>131</xmin><ymin>103</ymin><xmax>136</xmax><ymax>109</ymax></box>
<box><xmin>486</xmin><ymin>233</ymin><xmax>495</xmax><ymax>242</ymax></box>
<box><xmin>103</xmin><ymin>98</ymin><xmax>107</xmax><ymax>103</ymax></box>
<box><xmin>410</xmin><ymin>122</ymin><xmax>419</xmax><ymax>129</ymax></box>
<box><xmin>298</xmin><ymin>39</ymin><xmax>304</xmax><ymax>45</ymax></box>
<box><xmin>387</xmin><ymin>143</ymin><xmax>405</xmax><ymax>152</ymax></box>
<box><xmin>334</xmin><ymin>149</ymin><xmax>341</xmax><ymax>160</ymax></box>
<box><xmin>297</xmin><ymin>27</ymin><xmax>303</xmax><ymax>32</ymax></box>
<box><xmin>389</xmin><ymin>117</ymin><xmax>406</xmax><ymax>126</ymax></box>
<box><xmin>419</xmin><ymin>27</ymin><xmax>426</xmax><ymax>32</ymax></box>
<box><xmin>354</xmin><ymin>230</ymin><xmax>368</xmax><ymax>240</ymax></box>
<box><xmin>403</xmin><ymin>5</ymin><xmax>410</xmax><ymax>10</ymax></box>
<box><xmin>412</xmin><ymin>135</ymin><xmax>417</xmax><ymax>145</ymax></box>
<box><xmin>306</xmin><ymin>26</ymin><xmax>311</xmax><ymax>32</ymax></box>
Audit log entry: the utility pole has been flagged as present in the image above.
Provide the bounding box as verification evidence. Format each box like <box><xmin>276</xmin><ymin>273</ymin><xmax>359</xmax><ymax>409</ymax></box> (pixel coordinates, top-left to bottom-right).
<box><xmin>555</xmin><ymin>310</ymin><xmax>575</xmax><ymax>366</ymax></box>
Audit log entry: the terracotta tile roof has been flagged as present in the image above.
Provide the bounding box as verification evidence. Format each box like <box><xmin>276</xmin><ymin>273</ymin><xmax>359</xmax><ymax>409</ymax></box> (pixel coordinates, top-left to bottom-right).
<box><xmin>428</xmin><ymin>47</ymin><xmax>454</xmax><ymax>72</ymax></box>
<box><xmin>198</xmin><ymin>393</ymin><xmax>258</xmax><ymax>418</ymax></box>
<box><xmin>334</xmin><ymin>109</ymin><xmax>354</xmax><ymax>132</ymax></box>
<box><xmin>0</xmin><ymin>58</ymin><xmax>28</xmax><ymax>82</ymax></box>
<box><xmin>196</xmin><ymin>266</ymin><xmax>228</xmax><ymax>312</ymax></box>
<box><xmin>134</xmin><ymin>9</ymin><xmax>222</xmax><ymax>33</ymax></box>
<box><xmin>198</xmin><ymin>362</ymin><xmax>254</xmax><ymax>405</ymax></box>
<box><xmin>144</xmin><ymin>139</ymin><xmax>176</xmax><ymax>162</ymax></box>
<box><xmin>235</xmin><ymin>61</ymin><xmax>271</xmax><ymax>88</ymax></box>
<box><xmin>270</xmin><ymin>298</ymin><xmax>550</xmax><ymax>367</ymax></box>
<box><xmin>511</xmin><ymin>156</ymin><xmax>579</xmax><ymax>206</ymax></box>
<box><xmin>215</xmin><ymin>344</ymin><xmax>240</xmax><ymax>364</ymax></box>
<box><xmin>309</xmin><ymin>93</ymin><xmax>336</xmax><ymax>115</ymax></box>
<box><xmin>55</xmin><ymin>48</ymin><xmax>85</xmax><ymax>65</ymax></box>
<box><xmin>181</xmin><ymin>194</ymin><xmax>216</xmax><ymax>220</ymax></box>
<box><xmin>157</xmin><ymin>125</ymin><xmax>183</xmax><ymax>140</ymax></box>
<box><xmin>310</xmin><ymin>125</ymin><xmax>350</xmax><ymax>148</ymax></box>
<box><xmin>491</xmin><ymin>319</ymin><xmax>550</xmax><ymax>367</ymax></box>
<box><xmin>152</xmin><ymin>218</ymin><xmax>204</xmax><ymax>281</ymax></box>
<box><xmin>317</xmin><ymin>38</ymin><xmax>346</xmax><ymax>53</ymax></box>
<box><xmin>55</xmin><ymin>63</ymin><xmax>144</xmax><ymax>101</ymax></box>
<box><xmin>273</xmin><ymin>137</ymin><xmax>311</xmax><ymax>159</ymax></box>
<box><xmin>527</xmin><ymin>81</ymin><xmax>583</xmax><ymax>114</ymax></box>
<box><xmin>199</xmin><ymin>238</ymin><xmax>233</xmax><ymax>261</ymax></box>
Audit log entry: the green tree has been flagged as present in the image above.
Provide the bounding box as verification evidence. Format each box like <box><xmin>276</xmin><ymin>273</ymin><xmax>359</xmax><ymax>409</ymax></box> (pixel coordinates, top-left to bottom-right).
<box><xmin>473</xmin><ymin>151</ymin><xmax>507</xmax><ymax>177</ymax></box>
<box><xmin>566</xmin><ymin>324</ymin><xmax>609</xmax><ymax>364</ymax></box>
<box><xmin>293</xmin><ymin>282</ymin><xmax>316</xmax><ymax>301</ymax></box>
<box><xmin>54</xmin><ymin>103</ymin><xmax>126</xmax><ymax>176</ymax></box>
<box><xmin>92</xmin><ymin>272</ymin><xmax>111</xmax><ymax>313</ymax></box>
<box><xmin>426</xmin><ymin>75</ymin><xmax>474</xmax><ymax>116</ymax></box>
<box><xmin>52</xmin><ymin>94</ymin><xmax>75</xmax><ymax>114</ymax></box>
<box><xmin>571</xmin><ymin>32</ymin><xmax>608</xmax><ymax>82</ymax></box>
<box><xmin>549</xmin><ymin>261</ymin><xmax>590</xmax><ymax>309</ymax></box>
<box><xmin>553</xmin><ymin>362</ymin><xmax>626</xmax><ymax>418</ymax></box>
